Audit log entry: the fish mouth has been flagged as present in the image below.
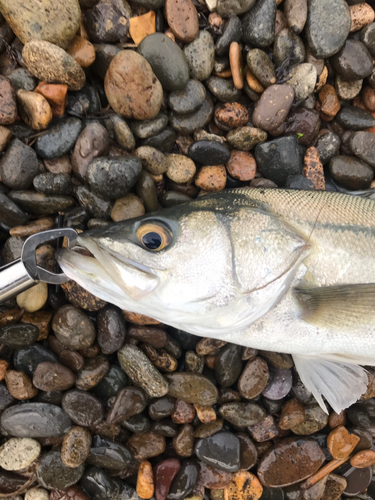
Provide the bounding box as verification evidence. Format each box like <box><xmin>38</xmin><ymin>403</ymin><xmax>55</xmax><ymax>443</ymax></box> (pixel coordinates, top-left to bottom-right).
<box><xmin>56</xmin><ymin>234</ymin><xmax>160</xmax><ymax>303</ymax></box>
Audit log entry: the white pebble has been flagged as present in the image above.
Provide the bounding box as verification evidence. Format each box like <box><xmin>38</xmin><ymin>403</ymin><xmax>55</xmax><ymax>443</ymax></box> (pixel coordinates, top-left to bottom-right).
<box><xmin>0</xmin><ymin>438</ymin><xmax>41</xmax><ymax>471</ymax></box>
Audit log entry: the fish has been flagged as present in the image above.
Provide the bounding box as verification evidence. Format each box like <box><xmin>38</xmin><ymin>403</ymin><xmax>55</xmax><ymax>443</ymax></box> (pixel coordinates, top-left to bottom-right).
<box><xmin>57</xmin><ymin>187</ymin><xmax>375</xmax><ymax>414</ymax></box>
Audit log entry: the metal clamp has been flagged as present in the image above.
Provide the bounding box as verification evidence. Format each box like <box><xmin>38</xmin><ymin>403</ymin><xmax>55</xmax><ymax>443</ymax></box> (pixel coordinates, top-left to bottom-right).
<box><xmin>0</xmin><ymin>228</ymin><xmax>78</xmax><ymax>304</ymax></box>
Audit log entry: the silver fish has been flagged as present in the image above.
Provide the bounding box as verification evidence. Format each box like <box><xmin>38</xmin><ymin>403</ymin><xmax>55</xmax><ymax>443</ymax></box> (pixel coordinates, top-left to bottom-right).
<box><xmin>57</xmin><ymin>188</ymin><xmax>375</xmax><ymax>413</ymax></box>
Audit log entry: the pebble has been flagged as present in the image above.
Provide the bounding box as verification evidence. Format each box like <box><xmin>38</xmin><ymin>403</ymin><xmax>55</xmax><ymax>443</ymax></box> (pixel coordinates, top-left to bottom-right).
<box><xmin>1</xmin><ymin>402</ymin><xmax>71</xmax><ymax>437</ymax></box>
<box><xmin>327</xmin><ymin>425</ymin><xmax>360</xmax><ymax>459</ymax></box>
<box><xmin>118</xmin><ymin>344</ymin><xmax>168</xmax><ymax>398</ymax></box>
<box><xmin>260</xmin><ymin>352</ymin><xmax>293</xmax><ymax>369</ymax></box>
<box><xmin>37</xmin><ymin>450</ymin><xmax>85</xmax><ymax>490</ymax></box>
<box><xmin>215</xmin><ymin>103</ymin><xmax>249</xmax><ymax>129</ymax></box>
<box><xmin>35</xmin><ymin>82</ymin><xmax>68</xmax><ymax>117</ymax></box>
<box><xmin>172</xmin><ymin>400</ymin><xmax>196</xmax><ymax>424</ymax></box>
<box><xmin>217</xmin><ymin>0</ymin><xmax>255</xmax><ymax>17</ymax></box>
<box><xmin>168</xmin><ymin>81</ymin><xmax>206</xmax><ymax>115</ymax></box>
<box><xmin>32</xmin><ymin>173</ymin><xmax>71</xmax><ymax>196</ymax></box>
<box><xmin>87</xmin><ymin>435</ymin><xmax>132</xmax><ymax>469</ymax></box>
<box><xmin>219</xmin><ymin>402</ymin><xmax>265</xmax><ymax>427</ymax></box>
<box><xmin>195</xmin><ymin>165</ymin><xmax>227</xmax><ymax>191</ymax></box>
<box><xmin>195</xmin><ymin>419</ymin><xmax>224</xmax><ymax>439</ymax></box>
<box><xmin>16</xmin><ymin>282</ymin><xmax>48</xmax><ymax>313</ymax></box>
<box><xmin>168</xmin><ymin>460</ymin><xmax>200</xmax><ymax>500</ymax></box>
<box><xmin>80</xmin><ymin>466</ymin><xmax>119</xmax><ymax>500</ymax></box>
<box><xmin>184</xmin><ymin>31</ymin><xmax>215</xmax><ymax>81</ymax></box>
<box><xmin>16</xmin><ymin>90</ymin><xmax>52</xmax><ymax>131</ymax></box>
<box><xmin>255</xmin><ymin>136</ymin><xmax>303</xmax><ymax>185</ymax></box>
<box><xmin>215</xmin><ymin>16</ymin><xmax>242</xmax><ymax>56</ymax></box>
<box><xmin>173</xmin><ymin>423</ymin><xmax>195</xmax><ymax>456</ymax></box>
<box><xmin>0</xmin><ymin>194</ymin><xmax>31</xmax><ymax>226</ymax></box>
<box><xmin>195</xmin><ymin>432</ymin><xmax>240</xmax><ymax>472</ymax></box>
<box><xmin>87</xmin><ymin>156</ymin><xmax>142</xmax><ymax>200</ymax></box>
<box><xmin>25</xmin><ymin>488</ymin><xmax>50</xmax><ymax>500</ymax></box>
<box><xmin>61</xmin><ymin>277</ymin><xmax>107</xmax><ymax>310</ymax></box>
<box><xmin>273</xmin><ymin>29</ymin><xmax>305</xmax><ymax>69</ymax></box>
<box><xmin>52</xmin><ymin>304</ymin><xmax>96</xmax><ymax>350</ymax></box>
<box><xmin>71</xmin><ymin>122</ymin><xmax>110</xmax><ymax>182</ymax></box>
<box><xmin>198</xmin><ymin>462</ymin><xmax>233</xmax><ymax>489</ymax></box>
<box><xmin>226</xmin><ymin>127</ymin><xmax>267</xmax><ymax>151</ymax></box>
<box><xmin>331</xmin><ymin>40</ymin><xmax>373</xmax><ymax>81</ymax></box>
<box><xmin>135</xmin><ymin>146</ymin><xmax>167</xmax><ymax>175</ymax></box>
<box><xmin>33</xmin><ymin>361</ymin><xmax>75</xmax><ymax>391</ymax></box>
<box><xmin>0</xmin><ymin>125</ymin><xmax>12</xmax><ymax>153</ymax></box>
<box><xmin>224</xmin><ymin>471</ymin><xmax>263</xmax><ymax>500</ymax></box>
<box><xmin>62</xmin><ymin>389</ymin><xmax>104</xmax><ymax>427</ymax></box>
<box><xmin>111</xmin><ymin>193</ymin><xmax>145</xmax><ymax>222</ymax></box>
<box><xmin>318</xmin><ymin>85</ymin><xmax>341</xmax><ymax>121</ymax></box>
<box><xmin>165</xmin><ymin>154</ymin><xmax>196</xmax><ymax>183</ymax></box>
<box><xmin>323</xmin><ymin>473</ymin><xmax>347</xmax><ymax>499</ymax></box>
<box><xmin>22</xmin><ymin>41</ymin><xmax>85</xmax><ymax>91</ymax></box>
<box><xmin>136</xmin><ymin>460</ymin><xmax>155</xmax><ymax>499</ymax></box>
<box><xmin>361</xmin><ymin>22</ymin><xmax>375</xmax><ymax>56</ymax></box>
<box><xmin>206</xmin><ymin>76</ymin><xmax>242</xmax><ymax>103</ymax></box>
<box><xmin>2</xmin><ymin>369</ymin><xmax>33</xmax><ymax>400</ymax></box>
<box><xmin>75</xmin><ymin>355</ymin><xmax>109</xmax><ymax>390</ymax></box>
<box><xmin>84</xmin><ymin>2</ymin><xmax>128</xmax><ymax>44</ymax></box>
<box><xmin>303</xmin><ymin>147</ymin><xmax>325</xmax><ymax>190</ymax></box>
<box><xmin>291</xmin><ymin>405</ymin><xmax>329</xmax><ymax>435</ymax></box>
<box><xmin>108</xmin><ymin>114</ymin><xmax>135</xmax><ymax>151</ymax></box>
<box><xmin>329</xmin><ymin>155</ymin><xmax>374</xmax><ymax>189</ymax></box>
<box><xmin>215</xmin><ymin>344</ymin><xmax>242</xmax><ymax>387</ymax></box>
<box><xmin>287</xmin><ymin>64</ymin><xmax>317</xmax><ymax>101</ymax></box>
<box><xmin>257</xmin><ymin>437</ymin><xmax>325</xmax><ymax>487</ymax></box>
<box><xmin>92</xmin><ymin>364</ymin><xmax>127</xmax><ymax>400</ymax></box>
<box><xmin>252</xmin><ymin>85</ymin><xmax>295</xmax><ymax>135</ymax></box>
<box><xmin>35</xmin><ymin>117</ymin><xmax>83</xmax><ymax>159</ymax></box>
<box><xmin>0</xmin><ymin>323</ymin><xmax>39</xmax><ymax>349</ymax></box>
<box><xmin>139</xmin><ymin>33</ymin><xmax>189</xmax><ymax>91</ymax></box>
<box><xmin>238</xmin><ymin>357</ymin><xmax>269</xmax><ymax>399</ymax></box>
<box><xmin>284</xmin><ymin>0</ymin><xmax>307</xmax><ymax>34</ymax></box>
<box><xmin>350</xmin><ymin>3</ymin><xmax>375</xmax><ymax>32</ymax></box>
<box><xmin>0</xmin><ymin>138</ymin><xmax>38</xmax><ymax>190</ymax></box>
<box><xmin>169</xmin><ymin>95</ymin><xmax>214</xmax><ymax>135</ymax></box>
<box><xmin>350</xmin><ymin>130</ymin><xmax>375</xmax><ymax>168</ymax></box>
<box><xmin>96</xmin><ymin>306</ymin><xmax>126</xmax><ymax>355</ymax></box>
<box><xmin>0</xmin><ymin>437</ymin><xmax>41</xmax><ymax>471</ymax></box>
<box><xmin>226</xmin><ymin>150</ymin><xmax>256</xmax><ymax>181</ymax></box>
<box><xmin>67</xmin><ymin>36</ymin><xmax>96</xmax><ymax>68</ymax></box>
<box><xmin>189</xmin><ymin>140</ymin><xmax>230</xmax><ymax>165</ymax></box>
<box><xmin>350</xmin><ymin>449</ymin><xmax>375</xmax><ymax>468</ymax></box>
<box><xmin>165</xmin><ymin>0</ymin><xmax>198</xmax><ymax>42</ymax></box>
<box><xmin>127</xmin><ymin>431</ymin><xmax>166</xmax><ymax>460</ymax></box>
<box><xmin>335</xmin><ymin>75</ymin><xmax>363</xmax><ymax>101</ymax></box>
<box><xmin>244</xmin><ymin>67</ymin><xmax>264</xmax><ymax>94</ymax></box>
<box><xmin>229</xmin><ymin>42</ymin><xmax>243</xmax><ymax>90</ymax></box>
<box><xmin>132</xmin><ymin>112</ymin><xmax>169</xmax><ymax>139</ymax></box>
<box><xmin>0</xmin><ymin>0</ymin><xmax>80</xmax><ymax>49</ymax></box>
<box><xmin>305</xmin><ymin>0</ymin><xmax>351</xmax><ymax>58</ymax></box>
<box><xmin>166</xmin><ymin>372</ymin><xmax>218</xmax><ymax>405</ymax></box>
<box><xmin>279</xmin><ymin>399</ymin><xmax>306</xmax><ymax>430</ymax></box>
<box><xmin>241</xmin><ymin>0</ymin><xmax>276</xmax><ymax>48</ymax></box>
<box><xmin>337</xmin><ymin>104</ymin><xmax>375</xmax><ymax>130</ymax></box>
<box><xmin>61</xmin><ymin>426</ymin><xmax>92</xmax><ymax>468</ymax></box>
<box><xmin>154</xmin><ymin>458</ymin><xmax>181</xmax><ymax>500</ymax></box>
<box><xmin>105</xmin><ymin>50</ymin><xmax>162</xmax><ymax>120</ymax></box>
<box><xmin>246</xmin><ymin>49</ymin><xmax>276</xmax><ymax>88</ymax></box>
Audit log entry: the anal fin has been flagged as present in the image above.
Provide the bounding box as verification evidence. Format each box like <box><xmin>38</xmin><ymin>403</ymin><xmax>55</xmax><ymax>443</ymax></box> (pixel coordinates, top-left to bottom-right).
<box><xmin>293</xmin><ymin>354</ymin><xmax>368</xmax><ymax>414</ymax></box>
<box><xmin>294</xmin><ymin>283</ymin><xmax>375</xmax><ymax>328</ymax></box>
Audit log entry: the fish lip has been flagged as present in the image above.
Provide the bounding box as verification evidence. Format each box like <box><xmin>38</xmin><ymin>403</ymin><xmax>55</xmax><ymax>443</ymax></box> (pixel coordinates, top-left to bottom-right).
<box><xmin>75</xmin><ymin>234</ymin><xmax>159</xmax><ymax>276</ymax></box>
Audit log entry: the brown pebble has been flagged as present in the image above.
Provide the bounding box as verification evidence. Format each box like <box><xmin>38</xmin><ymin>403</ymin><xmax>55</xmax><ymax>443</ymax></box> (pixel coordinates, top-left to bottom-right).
<box><xmin>208</xmin><ymin>13</ymin><xmax>225</xmax><ymax>30</ymax></box>
<box><xmin>215</xmin><ymin>69</ymin><xmax>232</xmax><ymax>78</ymax></box>
<box><xmin>327</xmin><ymin>425</ymin><xmax>360</xmax><ymax>459</ymax></box>
<box><xmin>0</xmin><ymin>76</ymin><xmax>17</xmax><ymax>125</ymax></box>
<box><xmin>61</xmin><ymin>280</ymin><xmax>107</xmax><ymax>311</ymax></box>
<box><xmin>279</xmin><ymin>399</ymin><xmax>306</xmax><ymax>430</ymax></box>
<box><xmin>252</xmin><ymin>84</ymin><xmax>294</xmax><ymax>135</ymax></box>
<box><xmin>196</xmin><ymin>338</ymin><xmax>227</xmax><ymax>356</ymax></box>
<box><xmin>123</xmin><ymin>311</ymin><xmax>161</xmax><ymax>325</ymax></box>
<box><xmin>35</xmin><ymin>82</ymin><xmax>68</xmax><ymax>117</ymax></box>
<box><xmin>21</xmin><ymin>310</ymin><xmax>53</xmax><ymax>341</ymax></box>
<box><xmin>350</xmin><ymin>3</ymin><xmax>375</xmax><ymax>32</ymax></box>
<box><xmin>194</xmin><ymin>405</ymin><xmax>216</xmax><ymax>423</ymax></box>
<box><xmin>215</xmin><ymin>103</ymin><xmax>249</xmax><ymax>129</ymax></box>
<box><xmin>238</xmin><ymin>357</ymin><xmax>269</xmax><ymax>400</ymax></box>
<box><xmin>198</xmin><ymin>462</ymin><xmax>233</xmax><ymax>489</ymax></box>
<box><xmin>173</xmin><ymin>424</ymin><xmax>195</xmax><ymax>457</ymax></box>
<box><xmin>137</xmin><ymin>460</ymin><xmax>155</xmax><ymax>499</ymax></box>
<box><xmin>303</xmin><ymin>147</ymin><xmax>325</xmax><ymax>190</ymax></box>
<box><xmin>318</xmin><ymin>84</ymin><xmax>341</xmax><ymax>121</ymax></box>
<box><xmin>350</xmin><ymin>449</ymin><xmax>375</xmax><ymax>468</ymax></box>
<box><xmin>129</xmin><ymin>11</ymin><xmax>156</xmax><ymax>45</ymax></box>
<box><xmin>329</xmin><ymin>410</ymin><xmax>346</xmax><ymax>429</ymax></box>
<box><xmin>111</xmin><ymin>194</ymin><xmax>145</xmax><ymax>222</ymax></box>
<box><xmin>33</xmin><ymin>361</ymin><xmax>75</xmax><ymax>391</ymax></box>
<box><xmin>362</xmin><ymin>85</ymin><xmax>375</xmax><ymax>111</ymax></box>
<box><xmin>224</xmin><ymin>471</ymin><xmax>263</xmax><ymax>500</ymax></box>
<box><xmin>128</xmin><ymin>326</ymin><xmax>167</xmax><ymax>349</ymax></box>
<box><xmin>44</xmin><ymin>155</ymin><xmax>71</xmax><ymax>175</ymax></box>
<box><xmin>141</xmin><ymin>344</ymin><xmax>178</xmax><ymax>373</ymax></box>
<box><xmin>61</xmin><ymin>426</ymin><xmax>92</xmax><ymax>468</ymax></box>
<box><xmin>171</xmin><ymin>400</ymin><xmax>196</xmax><ymax>424</ymax></box>
<box><xmin>205</xmin><ymin>355</ymin><xmax>217</xmax><ymax>370</ymax></box>
<box><xmin>165</xmin><ymin>0</ymin><xmax>199</xmax><ymax>42</ymax></box>
<box><xmin>248</xmin><ymin>415</ymin><xmax>280</xmax><ymax>443</ymax></box>
<box><xmin>0</xmin><ymin>308</ymin><xmax>23</xmax><ymax>328</ymax></box>
<box><xmin>5</xmin><ymin>370</ymin><xmax>38</xmax><ymax>400</ymax></box>
<box><xmin>321</xmin><ymin>473</ymin><xmax>347</xmax><ymax>500</ymax></box>
<box><xmin>67</xmin><ymin>36</ymin><xmax>96</xmax><ymax>68</ymax></box>
<box><xmin>194</xmin><ymin>419</ymin><xmax>224</xmax><ymax>439</ymax></box>
<box><xmin>10</xmin><ymin>217</ymin><xmax>54</xmax><ymax>238</ymax></box>
<box><xmin>229</xmin><ymin>42</ymin><xmax>244</xmax><ymax>90</ymax></box>
<box><xmin>127</xmin><ymin>432</ymin><xmax>166</xmax><ymax>460</ymax></box>
<box><xmin>226</xmin><ymin>150</ymin><xmax>256</xmax><ymax>181</ymax></box>
<box><xmin>75</xmin><ymin>355</ymin><xmax>109</xmax><ymax>390</ymax></box>
<box><xmin>195</xmin><ymin>165</ymin><xmax>227</xmax><ymax>192</ymax></box>
<box><xmin>17</xmin><ymin>89</ymin><xmax>53</xmax><ymax>130</ymax></box>
<box><xmin>0</xmin><ymin>360</ymin><xmax>9</xmax><ymax>381</ymax></box>
<box><xmin>50</xmin><ymin>486</ymin><xmax>91</xmax><ymax>500</ymax></box>
<box><xmin>244</xmin><ymin>66</ymin><xmax>264</xmax><ymax>94</ymax></box>
<box><xmin>275</xmin><ymin>10</ymin><xmax>288</xmax><ymax>36</ymax></box>
<box><xmin>0</xmin><ymin>125</ymin><xmax>12</xmax><ymax>152</ymax></box>
<box><xmin>315</xmin><ymin>66</ymin><xmax>328</xmax><ymax>92</ymax></box>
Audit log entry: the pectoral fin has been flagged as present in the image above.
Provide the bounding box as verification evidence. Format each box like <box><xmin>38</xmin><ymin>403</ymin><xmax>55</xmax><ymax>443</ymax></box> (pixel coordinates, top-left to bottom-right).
<box><xmin>294</xmin><ymin>283</ymin><xmax>375</xmax><ymax>328</ymax></box>
<box><xmin>293</xmin><ymin>354</ymin><xmax>368</xmax><ymax>414</ymax></box>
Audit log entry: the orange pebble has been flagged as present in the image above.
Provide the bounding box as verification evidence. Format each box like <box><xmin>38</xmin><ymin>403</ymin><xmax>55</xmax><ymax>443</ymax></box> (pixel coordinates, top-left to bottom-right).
<box><xmin>129</xmin><ymin>11</ymin><xmax>156</xmax><ymax>45</ymax></box>
<box><xmin>214</xmin><ymin>68</ymin><xmax>232</xmax><ymax>78</ymax></box>
<box><xmin>35</xmin><ymin>82</ymin><xmax>68</xmax><ymax>117</ymax></box>
<box><xmin>244</xmin><ymin>66</ymin><xmax>264</xmax><ymax>93</ymax></box>
<box><xmin>0</xmin><ymin>360</ymin><xmax>9</xmax><ymax>381</ymax></box>
<box><xmin>327</xmin><ymin>425</ymin><xmax>360</xmax><ymax>459</ymax></box>
<box><xmin>229</xmin><ymin>42</ymin><xmax>244</xmax><ymax>90</ymax></box>
<box><xmin>224</xmin><ymin>471</ymin><xmax>263</xmax><ymax>500</ymax></box>
<box><xmin>136</xmin><ymin>460</ymin><xmax>154</xmax><ymax>499</ymax></box>
<box><xmin>303</xmin><ymin>147</ymin><xmax>325</xmax><ymax>190</ymax></box>
<box><xmin>67</xmin><ymin>36</ymin><xmax>96</xmax><ymax>68</ymax></box>
<box><xmin>195</xmin><ymin>165</ymin><xmax>227</xmax><ymax>192</ymax></box>
<box><xmin>194</xmin><ymin>404</ymin><xmax>217</xmax><ymax>423</ymax></box>
<box><xmin>122</xmin><ymin>311</ymin><xmax>160</xmax><ymax>325</ymax></box>
<box><xmin>350</xmin><ymin>449</ymin><xmax>375</xmax><ymax>468</ymax></box>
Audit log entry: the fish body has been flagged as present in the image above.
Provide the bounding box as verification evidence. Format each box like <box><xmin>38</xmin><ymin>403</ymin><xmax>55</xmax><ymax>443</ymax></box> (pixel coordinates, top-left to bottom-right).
<box><xmin>57</xmin><ymin>188</ymin><xmax>375</xmax><ymax>413</ymax></box>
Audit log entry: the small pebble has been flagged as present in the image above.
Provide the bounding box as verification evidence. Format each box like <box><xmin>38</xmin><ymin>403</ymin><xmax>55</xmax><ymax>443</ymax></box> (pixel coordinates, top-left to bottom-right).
<box><xmin>224</xmin><ymin>471</ymin><xmax>263</xmax><ymax>500</ymax></box>
<box><xmin>61</xmin><ymin>426</ymin><xmax>92</xmax><ymax>468</ymax></box>
<box><xmin>327</xmin><ymin>425</ymin><xmax>360</xmax><ymax>459</ymax></box>
<box><xmin>0</xmin><ymin>438</ymin><xmax>41</xmax><ymax>471</ymax></box>
<box><xmin>350</xmin><ymin>449</ymin><xmax>375</xmax><ymax>468</ymax></box>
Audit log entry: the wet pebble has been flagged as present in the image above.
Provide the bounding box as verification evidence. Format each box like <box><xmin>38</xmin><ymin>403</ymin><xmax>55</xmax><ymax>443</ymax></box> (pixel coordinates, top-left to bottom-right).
<box><xmin>127</xmin><ymin>431</ymin><xmax>166</xmax><ymax>460</ymax></box>
<box><xmin>331</xmin><ymin>40</ymin><xmax>373</xmax><ymax>81</ymax></box>
<box><xmin>195</xmin><ymin>433</ymin><xmax>240</xmax><ymax>472</ymax></box>
<box><xmin>238</xmin><ymin>357</ymin><xmax>269</xmax><ymax>399</ymax></box>
<box><xmin>52</xmin><ymin>305</ymin><xmax>96</xmax><ymax>350</ymax></box>
<box><xmin>226</xmin><ymin>127</ymin><xmax>267</xmax><ymax>151</ymax></box>
<box><xmin>215</xmin><ymin>16</ymin><xmax>242</xmax><ymax>56</ymax></box>
<box><xmin>33</xmin><ymin>361</ymin><xmax>75</xmax><ymax>391</ymax></box>
<box><xmin>88</xmin><ymin>435</ymin><xmax>132</xmax><ymax>469</ymax></box>
<box><xmin>0</xmin><ymin>76</ymin><xmax>17</xmax><ymax>125</ymax></box>
<box><xmin>62</xmin><ymin>389</ymin><xmax>104</xmax><ymax>427</ymax></box>
<box><xmin>273</xmin><ymin>29</ymin><xmax>305</xmax><ymax>69</ymax></box>
<box><xmin>246</xmin><ymin>49</ymin><xmax>276</xmax><ymax>88</ymax></box>
<box><xmin>262</xmin><ymin>368</ymin><xmax>293</xmax><ymax>400</ymax></box>
<box><xmin>327</xmin><ymin>425</ymin><xmax>360</xmax><ymax>459</ymax></box>
<box><xmin>329</xmin><ymin>155</ymin><xmax>374</xmax><ymax>189</ymax></box>
<box><xmin>37</xmin><ymin>450</ymin><xmax>84</xmax><ymax>490</ymax></box>
<box><xmin>61</xmin><ymin>426</ymin><xmax>92</xmax><ymax>468</ymax></box>
<box><xmin>173</xmin><ymin>424</ymin><xmax>195</xmax><ymax>457</ymax></box>
<box><xmin>219</xmin><ymin>402</ymin><xmax>265</xmax><ymax>428</ymax></box>
<box><xmin>0</xmin><ymin>323</ymin><xmax>39</xmax><ymax>349</ymax></box>
<box><xmin>137</xmin><ymin>460</ymin><xmax>155</xmax><ymax>499</ymax></box>
<box><xmin>350</xmin><ymin>131</ymin><xmax>375</xmax><ymax>168</ymax></box>
<box><xmin>97</xmin><ymin>306</ymin><xmax>126</xmax><ymax>355</ymax></box>
<box><xmin>168</xmin><ymin>459</ymin><xmax>200</xmax><ymax>500</ymax></box>
<box><xmin>215</xmin><ymin>103</ymin><xmax>249</xmax><ymax>129</ymax></box>
<box><xmin>279</xmin><ymin>399</ymin><xmax>306</xmax><ymax>430</ymax></box>
<box><xmin>336</xmin><ymin>105</ymin><xmax>375</xmax><ymax>130</ymax></box>
<box><xmin>169</xmin><ymin>95</ymin><xmax>214</xmax><ymax>135</ymax></box>
<box><xmin>224</xmin><ymin>471</ymin><xmax>263</xmax><ymax>500</ymax></box>
<box><xmin>291</xmin><ymin>405</ymin><xmax>329</xmax><ymax>435</ymax></box>
<box><xmin>154</xmin><ymin>458</ymin><xmax>181</xmax><ymax>500</ymax></box>
<box><xmin>107</xmin><ymin>386</ymin><xmax>147</xmax><ymax>423</ymax></box>
<box><xmin>75</xmin><ymin>355</ymin><xmax>109</xmax><ymax>390</ymax></box>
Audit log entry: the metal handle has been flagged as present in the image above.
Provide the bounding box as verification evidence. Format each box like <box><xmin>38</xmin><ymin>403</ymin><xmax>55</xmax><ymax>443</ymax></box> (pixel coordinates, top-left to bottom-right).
<box><xmin>0</xmin><ymin>260</ymin><xmax>36</xmax><ymax>303</ymax></box>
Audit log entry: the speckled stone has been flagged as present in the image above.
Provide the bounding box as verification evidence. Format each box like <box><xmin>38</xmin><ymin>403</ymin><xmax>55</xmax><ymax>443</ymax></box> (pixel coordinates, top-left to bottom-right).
<box><xmin>0</xmin><ymin>438</ymin><xmax>41</xmax><ymax>471</ymax></box>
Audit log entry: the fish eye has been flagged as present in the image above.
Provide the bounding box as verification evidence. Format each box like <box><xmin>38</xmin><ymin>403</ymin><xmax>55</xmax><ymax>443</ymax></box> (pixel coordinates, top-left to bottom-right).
<box><xmin>136</xmin><ymin>223</ymin><xmax>172</xmax><ymax>251</ymax></box>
